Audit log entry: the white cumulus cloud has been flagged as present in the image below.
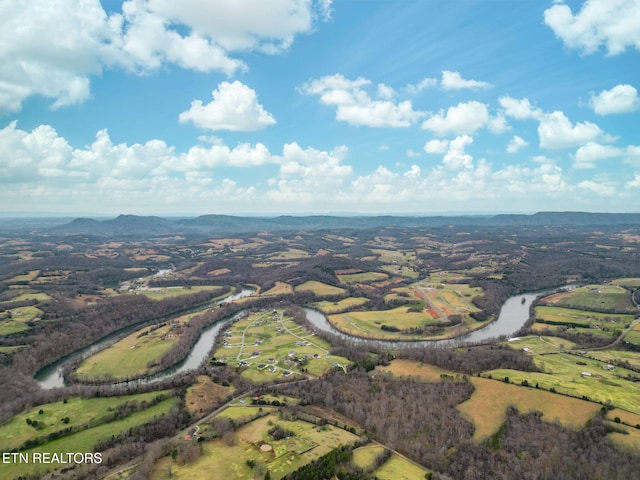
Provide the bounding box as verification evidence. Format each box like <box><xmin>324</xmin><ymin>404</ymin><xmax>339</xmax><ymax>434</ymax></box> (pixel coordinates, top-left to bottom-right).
<box><xmin>538</xmin><ymin>111</ymin><xmax>613</xmax><ymax>149</ymax></box>
<box><xmin>424</xmin><ymin>139</ymin><xmax>450</xmax><ymax>154</ymax></box>
<box><xmin>0</xmin><ymin>0</ymin><xmax>329</xmax><ymax>113</ymax></box>
<box><xmin>499</xmin><ymin>96</ymin><xmax>544</xmax><ymax>120</ymax></box>
<box><xmin>589</xmin><ymin>84</ymin><xmax>640</xmax><ymax>115</ymax></box>
<box><xmin>405</xmin><ymin>77</ymin><xmax>438</xmax><ymax>94</ymax></box>
<box><xmin>574</xmin><ymin>142</ymin><xmax>623</xmax><ymax>168</ymax></box>
<box><xmin>440</xmin><ymin>70</ymin><xmax>491</xmax><ymax>90</ymax></box>
<box><xmin>179</xmin><ymin>81</ymin><xmax>276</xmax><ymax>131</ymax></box>
<box><xmin>544</xmin><ymin>0</ymin><xmax>640</xmax><ymax>55</ymax></box>
<box><xmin>442</xmin><ymin>135</ymin><xmax>474</xmax><ymax>170</ymax></box>
<box><xmin>300</xmin><ymin>74</ymin><xmax>424</xmax><ymax>127</ymax></box>
<box><xmin>422</xmin><ymin>101</ymin><xmax>492</xmax><ymax>136</ymax></box>
<box><xmin>574</xmin><ymin>142</ymin><xmax>640</xmax><ymax>168</ymax></box>
<box><xmin>507</xmin><ymin>136</ymin><xmax>529</xmax><ymax>154</ymax></box>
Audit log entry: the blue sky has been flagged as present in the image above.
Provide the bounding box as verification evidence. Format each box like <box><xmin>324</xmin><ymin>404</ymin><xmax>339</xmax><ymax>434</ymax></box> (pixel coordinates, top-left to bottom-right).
<box><xmin>1</xmin><ymin>0</ymin><xmax>639</xmax><ymax>216</ymax></box>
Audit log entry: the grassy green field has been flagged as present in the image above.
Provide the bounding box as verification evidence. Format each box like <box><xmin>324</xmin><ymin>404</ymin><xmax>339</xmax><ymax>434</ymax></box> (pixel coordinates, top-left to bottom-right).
<box><xmin>541</xmin><ymin>285</ymin><xmax>635</xmax><ymax>313</ymax></box>
<box><xmin>384</xmin><ymin>286</ymin><xmax>422</xmax><ymax>303</ymax></box>
<box><xmin>380</xmin><ymin>264</ymin><xmax>419</xmax><ymax>278</ymax></box>
<box><xmin>0</xmin><ymin>345</ymin><xmax>25</xmax><ymax>354</ymax></box>
<box><xmin>213</xmin><ymin>309</ymin><xmax>349</xmax><ymax>381</ymax></box>
<box><xmin>337</xmin><ymin>271</ymin><xmax>388</xmax><ymax>284</ymax></box>
<box><xmin>328</xmin><ymin>306</ymin><xmax>442</xmax><ymax>340</ymax></box>
<box><xmin>215</xmin><ymin>405</ymin><xmax>274</xmax><ymax>421</ymax></box>
<box><xmin>418</xmin><ymin>283</ymin><xmax>482</xmax><ymax>318</ymax></box>
<box><xmin>0</xmin><ymin>305</ymin><xmax>44</xmax><ymax>335</ymax></box>
<box><xmin>607</xmin><ymin>423</ymin><xmax>640</xmax><ymax>451</ymax></box>
<box><xmin>535</xmin><ymin>305</ymin><xmax>633</xmax><ymax>328</ymax></box>
<box><xmin>623</xmin><ymin>330</ymin><xmax>640</xmax><ymax>347</ymax></box>
<box><xmin>151</xmin><ymin>412</ymin><xmax>360</xmax><ymax>480</ymax></box>
<box><xmin>6</xmin><ymin>270</ymin><xmax>40</xmax><ymax>283</ymax></box>
<box><xmin>0</xmin><ymin>392</ymin><xmax>174</xmax><ymax>478</ymax></box>
<box><xmin>425</xmin><ymin>270</ymin><xmax>473</xmax><ymax>285</ymax></box>
<box><xmin>380</xmin><ymin>359</ymin><xmax>458</xmax><ymax>382</ymax></box>
<box><xmin>1</xmin><ymin>396</ymin><xmax>177</xmax><ymax>479</ymax></box>
<box><xmin>374</xmin><ymin>452</ymin><xmax>431</xmax><ymax>480</ymax></box>
<box><xmin>458</xmin><ymin>377</ymin><xmax>601</xmax><ymax>440</ymax></box>
<box><xmin>293</xmin><ymin>280</ymin><xmax>346</xmax><ymax>296</ymax></box>
<box><xmin>352</xmin><ymin>444</ymin><xmax>386</xmax><ymax>469</ymax></box>
<box><xmin>588</xmin><ymin>350</ymin><xmax>640</xmax><ymax>369</ymax></box>
<box><xmin>74</xmin><ymin>315</ymin><xmax>199</xmax><ymax>380</ymax></box>
<box><xmin>266</xmin><ymin>248</ymin><xmax>310</xmax><ymax>259</ymax></box>
<box><xmin>611</xmin><ymin>278</ymin><xmax>640</xmax><ymax>288</ymax></box>
<box><xmin>262</xmin><ymin>281</ymin><xmax>294</xmax><ymax>296</ymax></box>
<box><xmin>484</xmin><ymin>352</ymin><xmax>640</xmax><ymax>414</ymax></box>
<box><xmin>2</xmin><ymin>291</ymin><xmax>51</xmax><ymax>302</ymax></box>
<box><xmin>127</xmin><ymin>285</ymin><xmax>225</xmax><ymax>300</ymax></box>
<box><xmin>0</xmin><ymin>391</ymin><xmax>171</xmax><ymax>451</ymax></box>
<box><xmin>312</xmin><ymin>297</ymin><xmax>369</xmax><ymax>314</ymax></box>
<box><xmin>502</xmin><ymin>335</ymin><xmax>578</xmax><ymax>354</ymax></box>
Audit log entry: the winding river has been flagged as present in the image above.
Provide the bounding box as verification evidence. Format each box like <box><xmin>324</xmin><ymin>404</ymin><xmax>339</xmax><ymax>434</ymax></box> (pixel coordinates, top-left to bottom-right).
<box><xmin>35</xmin><ymin>288</ymin><xmax>254</xmax><ymax>389</ymax></box>
<box><xmin>304</xmin><ymin>290</ymin><xmax>540</xmax><ymax>349</ymax></box>
<box><xmin>36</xmin><ymin>289</ymin><xmax>542</xmax><ymax>390</ymax></box>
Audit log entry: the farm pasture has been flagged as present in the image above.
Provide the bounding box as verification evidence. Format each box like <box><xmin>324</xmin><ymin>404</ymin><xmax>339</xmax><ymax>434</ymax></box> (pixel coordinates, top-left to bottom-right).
<box><xmin>151</xmin><ymin>412</ymin><xmax>359</xmax><ymax>480</ymax></box>
<box><xmin>262</xmin><ymin>281</ymin><xmax>294</xmax><ymax>296</ymax></box>
<box><xmin>503</xmin><ymin>335</ymin><xmax>577</xmax><ymax>354</ymax></box>
<box><xmin>328</xmin><ymin>307</ymin><xmax>441</xmax><ymax>340</ymax></box>
<box><xmin>380</xmin><ymin>359</ymin><xmax>457</xmax><ymax>382</ymax></box>
<box><xmin>313</xmin><ymin>297</ymin><xmax>369</xmax><ymax>313</ymax></box>
<box><xmin>374</xmin><ymin>452</ymin><xmax>431</xmax><ymax>480</ymax></box>
<box><xmin>540</xmin><ymin>285</ymin><xmax>635</xmax><ymax>313</ymax></box>
<box><xmin>337</xmin><ymin>271</ymin><xmax>388</xmax><ymax>284</ymax></box>
<box><xmin>458</xmin><ymin>377</ymin><xmax>600</xmax><ymax>440</ymax></box>
<box><xmin>294</xmin><ymin>280</ymin><xmax>345</xmax><ymax>296</ymax></box>
<box><xmin>352</xmin><ymin>444</ymin><xmax>385</xmax><ymax>469</ymax></box>
<box><xmin>74</xmin><ymin>313</ymin><xmax>201</xmax><ymax>380</ymax></box>
<box><xmin>485</xmin><ymin>353</ymin><xmax>640</xmax><ymax>414</ymax></box>
<box><xmin>1</xmin><ymin>394</ymin><xmax>176</xmax><ymax>479</ymax></box>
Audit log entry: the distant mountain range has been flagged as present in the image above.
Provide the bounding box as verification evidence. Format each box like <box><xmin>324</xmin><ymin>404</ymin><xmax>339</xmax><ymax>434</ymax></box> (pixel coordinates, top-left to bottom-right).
<box><xmin>39</xmin><ymin>212</ymin><xmax>640</xmax><ymax>236</ymax></box>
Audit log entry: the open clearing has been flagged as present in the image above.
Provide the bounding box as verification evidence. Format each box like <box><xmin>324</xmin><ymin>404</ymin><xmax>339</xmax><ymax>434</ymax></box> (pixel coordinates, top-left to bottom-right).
<box><xmin>611</xmin><ymin>278</ymin><xmax>640</xmax><ymax>288</ymax></box>
<box><xmin>375</xmin><ymin>452</ymin><xmax>431</xmax><ymax>480</ymax></box>
<box><xmin>458</xmin><ymin>377</ymin><xmax>601</xmax><ymax>440</ymax></box>
<box><xmin>293</xmin><ymin>280</ymin><xmax>346</xmax><ymax>296</ymax></box>
<box><xmin>125</xmin><ymin>285</ymin><xmax>225</xmax><ymax>300</ymax></box>
<box><xmin>1</xmin><ymin>394</ymin><xmax>176</xmax><ymax>479</ymax></box>
<box><xmin>213</xmin><ymin>309</ymin><xmax>349</xmax><ymax>381</ymax></box>
<box><xmin>328</xmin><ymin>306</ymin><xmax>443</xmax><ymax>340</ymax></box>
<box><xmin>313</xmin><ymin>297</ymin><xmax>369</xmax><ymax>314</ymax></box>
<box><xmin>337</xmin><ymin>271</ymin><xmax>388</xmax><ymax>284</ymax></box>
<box><xmin>608</xmin><ymin>423</ymin><xmax>640</xmax><ymax>451</ymax></box>
<box><xmin>623</xmin><ymin>330</ymin><xmax>640</xmax><ymax>347</ymax></box>
<box><xmin>185</xmin><ymin>375</ymin><xmax>234</xmax><ymax>415</ymax></box>
<box><xmin>0</xmin><ymin>305</ymin><xmax>44</xmax><ymax>335</ymax></box>
<box><xmin>503</xmin><ymin>335</ymin><xmax>578</xmax><ymax>354</ymax></box>
<box><xmin>540</xmin><ymin>285</ymin><xmax>635</xmax><ymax>313</ymax></box>
<box><xmin>262</xmin><ymin>281</ymin><xmax>294</xmax><ymax>296</ymax></box>
<box><xmin>0</xmin><ymin>391</ymin><xmax>171</xmax><ymax>451</ymax></box>
<box><xmin>533</xmin><ymin>306</ymin><xmax>633</xmax><ymax>339</ymax></box>
<box><xmin>587</xmin><ymin>350</ymin><xmax>640</xmax><ymax>370</ymax></box>
<box><xmin>484</xmin><ymin>352</ymin><xmax>640</xmax><ymax>414</ymax></box>
<box><xmin>418</xmin><ymin>283</ymin><xmax>482</xmax><ymax>318</ymax></box>
<box><xmin>151</xmin><ymin>412</ymin><xmax>359</xmax><ymax>480</ymax></box>
<box><xmin>75</xmin><ymin>312</ymin><xmax>202</xmax><ymax>380</ymax></box>
<box><xmin>352</xmin><ymin>444</ymin><xmax>386</xmax><ymax>469</ymax></box>
<box><xmin>380</xmin><ymin>359</ymin><xmax>458</xmax><ymax>382</ymax></box>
